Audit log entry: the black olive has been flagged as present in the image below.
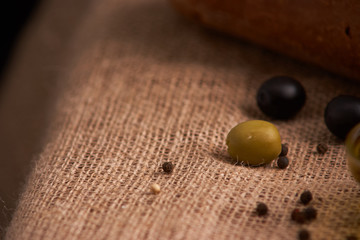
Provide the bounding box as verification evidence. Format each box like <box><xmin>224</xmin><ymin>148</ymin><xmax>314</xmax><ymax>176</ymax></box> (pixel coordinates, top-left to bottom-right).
<box><xmin>324</xmin><ymin>95</ymin><xmax>360</xmax><ymax>139</ymax></box>
<box><xmin>256</xmin><ymin>76</ymin><xmax>306</xmax><ymax>119</ymax></box>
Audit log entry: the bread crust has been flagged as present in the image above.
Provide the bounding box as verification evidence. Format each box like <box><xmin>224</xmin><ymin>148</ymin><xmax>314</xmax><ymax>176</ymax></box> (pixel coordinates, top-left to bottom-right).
<box><xmin>170</xmin><ymin>0</ymin><xmax>360</xmax><ymax>80</ymax></box>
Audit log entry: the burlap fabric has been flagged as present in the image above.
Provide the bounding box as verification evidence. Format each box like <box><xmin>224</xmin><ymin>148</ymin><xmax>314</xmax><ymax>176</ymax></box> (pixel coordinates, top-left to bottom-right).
<box><xmin>2</xmin><ymin>0</ymin><xmax>360</xmax><ymax>239</ymax></box>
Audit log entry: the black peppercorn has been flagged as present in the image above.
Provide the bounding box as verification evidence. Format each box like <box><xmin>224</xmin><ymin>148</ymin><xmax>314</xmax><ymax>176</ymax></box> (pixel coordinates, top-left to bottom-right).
<box><xmin>256</xmin><ymin>203</ymin><xmax>268</xmax><ymax>216</ymax></box>
<box><xmin>316</xmin><ymin>143</ymin><xmax>328</xmax><ymax>154</ymax></box>
<box><xmin>256</xmin><ymin>76</ymin><xmax>306</xmax><ymax>119</ymax></box>
<box><xmin>277</xmin><ymin>156</ymin><xmax>289</xmax><ymax>169</ymax></box>
<box><xmin>162</xmin><ymin>162</ymin><xmax>174</xmax><ymax>174</ymax></box>
<box><xmin>279</xmin><ymin>143</ymin><xmax>288</xmax><ymax>156</ymax></box>
<box><xmin>298</xmin><ymin>229</ymin><xmax>310</xmax><ymax>240</ymax></box>
<box><xmin>300</xmin><ymin>190</ymin><xmax>313</xmax><ymax>205</ymax></box>
<box><xmin>303</xmin><ymin>206</ymin><xmax>317</xmax><ymax>221</ymax></box>
<box><xmin>291</xmin><ymin>208</ymin><xmax>305</xmax><ymax>224</ymax></box>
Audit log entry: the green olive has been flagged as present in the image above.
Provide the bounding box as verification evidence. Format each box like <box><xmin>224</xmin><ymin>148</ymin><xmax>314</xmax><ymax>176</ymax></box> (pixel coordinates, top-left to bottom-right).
<box><xmin>226</xmin><ymin>120</ymin><xmax>282</xmax><ymax>165</ymax></box>
<box><xmin>345</xmin><ymin>123</ymin><xmax>360</xmax><ymax>183</ymax></box>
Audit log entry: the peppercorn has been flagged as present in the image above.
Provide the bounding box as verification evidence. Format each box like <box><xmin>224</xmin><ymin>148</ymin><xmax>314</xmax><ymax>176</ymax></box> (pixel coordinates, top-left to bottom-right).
<box><xmin>303</xmin><ymin>206</ymin><xmax>317</xmax><ymax>221</ymax></box>
<box><xmin>256</xmin><ymin>202</ymin><xmax>268</xmax><ymax>216</ymax></box>
<box><xmin>277</xmin><ymin>156</ymin><xmax>289</xmax><ymax>169</ymax></box>
<box><xmin>316</xmin><ymin>143</ymin><xmax>328</xmax><ymax>154</ymax></box>
<box><xmin>279</xmin><ymin>143</ymin><xmax>288</xmax><ymax>156</ymax></box>
<box><xmin>298</xmin><ymin>229</ymin><xmax>310</xmax><ymax>240</ymax></box>
<box><xmin>150</xmin><ymin>183</ymin><xmax>161</xmax><ymax>194</ymax></box>
<box><xmin>291</xmin><ymin>208</ymin><xmax>305</xmax><ymax>224</ymax></box>
<box><xmin>300</xmin><ymin>190</ymin><xmax>313</xmax><ymax>205</ymax></box>
<box><xmin>162</xmin><ymin>162</ymin><xmax>174</xmax><ymax>174</ymax></box>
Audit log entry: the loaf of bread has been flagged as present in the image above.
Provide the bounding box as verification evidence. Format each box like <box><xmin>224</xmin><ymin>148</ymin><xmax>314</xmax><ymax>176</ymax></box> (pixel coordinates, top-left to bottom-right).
<box><xmin>169</xmin><ymin>0</ymin><xmax>360</xmax><ymax>80</ymax></box>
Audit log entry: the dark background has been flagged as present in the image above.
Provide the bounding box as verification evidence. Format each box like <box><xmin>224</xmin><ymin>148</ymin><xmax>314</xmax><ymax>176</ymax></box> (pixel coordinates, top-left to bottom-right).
<box><xmin>0</xmin><ymin>0</ymin><xmax>40</xmax><ymax>79</ymax></box>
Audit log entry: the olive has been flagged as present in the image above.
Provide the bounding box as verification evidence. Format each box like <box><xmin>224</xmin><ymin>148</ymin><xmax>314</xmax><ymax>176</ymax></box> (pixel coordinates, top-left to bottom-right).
<box><xmin>324</xmin><ymin>95</ymin><xmax>360</xmax><ymax>139</ymax></box>
<box><xmin>226</xmin><ymin>120</ymin><xmax>282</xmax><ymax>165</ymax></box>
<box><xmin>256</xmin><ymin>76</ymin><xmax>306</xmax><ymax>119</ymax></box>
<box><xmin>345</xmin><ymin>123</ymin><xmax>360</xmax><ymax>183</ymax></box>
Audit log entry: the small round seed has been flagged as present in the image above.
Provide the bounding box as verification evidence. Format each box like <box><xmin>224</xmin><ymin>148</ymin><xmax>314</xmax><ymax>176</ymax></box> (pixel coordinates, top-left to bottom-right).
<box><xmin>316</xmin><ymin>143</ymin><xmax>328</xmax><ymax>154</ymax></box>
<box><xmin>298</xmin><ymin>229</ymin><xmax>310</xmax><ymax>240</ymax></box>
<box><xmin>256</xmin><ymin>202</ymin><xmax>268</xmax><ymax>216</ymax></box>
<box><xmin>277</xmin><ymin>156</ymin><xmax>289</xmax><ymax>169</ymax></box>
<box><xmin>150</xmin><ymin>183</ymin><xmax>161</xmax><ymax>194</ymax></box>
<box><xmin>162</xmin><ymin>162</ymin><xmax>174</xmax><ymax>174</ymax></box>
<box><xmin>300</xmin><ymin>190</ymin><xmax>313</xmax><ymax>205</ymax></box>
<box><xmin>279</xmin><ymin>143</ymin><xmax>289</xmax><ymax>156</ymax></box>
<box><xmin>303</xmin><ymin>206</ymin><xmax>317</xmax><ymax>221</ymax></box>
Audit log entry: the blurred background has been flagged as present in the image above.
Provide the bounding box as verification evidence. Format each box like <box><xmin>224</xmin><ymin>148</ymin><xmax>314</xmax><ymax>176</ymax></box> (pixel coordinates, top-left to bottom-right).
<box><xmin>0</xmin><ymin>0</ymin><xmax>40</xmax><ymax>232</ymax></box>
<box><xmin>0</xmin><ymin>0</ymin><xmax>40</xmax><ymax>79</ymax></box>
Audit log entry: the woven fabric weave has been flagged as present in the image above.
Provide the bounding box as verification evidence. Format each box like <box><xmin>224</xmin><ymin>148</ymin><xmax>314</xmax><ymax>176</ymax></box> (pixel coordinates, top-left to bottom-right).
<box><xmin>4</xmin><ymin>0</ymin><xmax>360</xmax><ymax>239</ymax></box>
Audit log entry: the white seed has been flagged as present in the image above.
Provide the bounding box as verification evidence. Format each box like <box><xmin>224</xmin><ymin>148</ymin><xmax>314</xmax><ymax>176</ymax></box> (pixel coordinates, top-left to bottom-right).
<box><xmin>150</xmin><ymin>183</ymin><xmax>161</xmax><ymax>194</ymax></box>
